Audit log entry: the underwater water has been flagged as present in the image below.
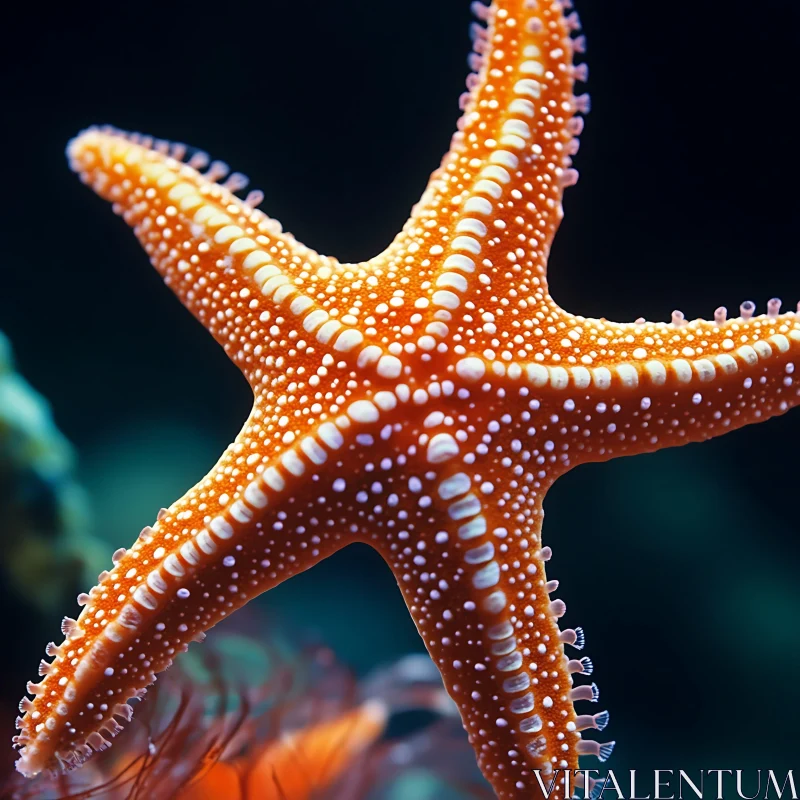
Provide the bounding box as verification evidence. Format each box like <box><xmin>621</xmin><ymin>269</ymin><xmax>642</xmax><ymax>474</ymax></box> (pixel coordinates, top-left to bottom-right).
<box><xmin>1</xmin><ymin>0</ymin><xmax>798</xmax><ymax>796</ymax></box>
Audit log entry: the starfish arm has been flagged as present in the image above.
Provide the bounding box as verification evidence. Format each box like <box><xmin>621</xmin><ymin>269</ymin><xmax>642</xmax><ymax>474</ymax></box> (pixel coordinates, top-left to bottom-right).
<box><xmin>450</xmin><ymin>308</ymin><xmax>800</xmax><ymax>468</ymax></box>
<box><xmin>370</xmin><ymin>0</ymin><xmax>585</xmax><ymax>356</ymax></box>
<box><xmin>370</xmin><ymin>402</ymin><xmax>609</xmax><ymax>800</ymax></box>
<box><xmin>67</xmin><ymin>129</ymin><xmax>402</xmax><ymax>386</ymax></box>
<box><xmin>13</xmin><ymin>395</ymin><xmax>386</xmax><ymax>777</ymax></box>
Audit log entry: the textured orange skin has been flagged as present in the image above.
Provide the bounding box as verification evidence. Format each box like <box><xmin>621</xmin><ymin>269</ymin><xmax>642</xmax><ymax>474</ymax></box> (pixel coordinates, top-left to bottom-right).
<box><xmin>14</xmin><ymin>1</ymin><xmax>800</xmax><ymax>798</ymax></box>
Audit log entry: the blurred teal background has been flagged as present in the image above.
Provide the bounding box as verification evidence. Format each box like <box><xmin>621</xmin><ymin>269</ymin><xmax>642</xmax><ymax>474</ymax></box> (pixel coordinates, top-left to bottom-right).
<box><xmin>1</xmin><ymin>0</ymin><xmax>798</xmax><ymax>787</ymax></box>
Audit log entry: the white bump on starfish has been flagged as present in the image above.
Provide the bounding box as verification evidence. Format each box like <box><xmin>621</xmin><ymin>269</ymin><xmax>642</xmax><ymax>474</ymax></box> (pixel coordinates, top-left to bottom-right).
<box><xmin>456</xmin><ymin>357</ymin><xmax>486</xmax><ymax>381</ymax></box>
<box><xmin>426</xmin><ymin>433</ymin><xmax>460</xmax><ymax>464</ymax></box>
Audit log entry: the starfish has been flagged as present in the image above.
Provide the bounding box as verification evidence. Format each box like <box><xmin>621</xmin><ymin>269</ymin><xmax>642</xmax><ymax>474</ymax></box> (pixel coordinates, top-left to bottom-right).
<box><xmin>13</xmin><ymin>0</ymin><xmax>800</xmax><ymax>797</ymax></box>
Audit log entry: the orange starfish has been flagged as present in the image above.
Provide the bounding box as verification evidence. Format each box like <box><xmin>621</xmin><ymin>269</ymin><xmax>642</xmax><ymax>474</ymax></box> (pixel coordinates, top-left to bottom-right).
<box><xmin>14</xmin><ymin>0</ymin><xmax>800</xmax><ymax>797</ymax></box>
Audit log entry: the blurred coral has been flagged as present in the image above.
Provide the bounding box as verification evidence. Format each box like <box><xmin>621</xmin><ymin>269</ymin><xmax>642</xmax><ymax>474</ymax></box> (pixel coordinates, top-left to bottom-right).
<box><xmin>4</xmin><ymin>630</ymin><xmax>490</xmax><ymax>800</ymax></box>
<box><xmin>0</xmin><ymin>331</ymin><xmax>105</xmax><ymax>616</ymax></box>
